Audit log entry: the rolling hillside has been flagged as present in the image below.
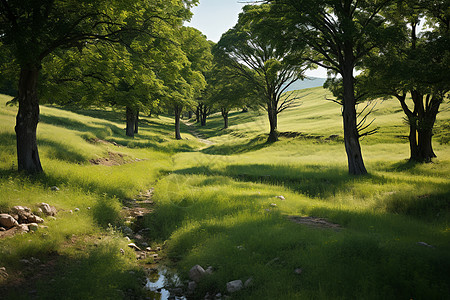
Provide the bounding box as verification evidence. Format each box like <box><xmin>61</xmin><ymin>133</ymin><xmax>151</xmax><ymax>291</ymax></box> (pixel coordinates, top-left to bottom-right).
<box><xmin>0</xmin><ymin>88</ymin><xmax>449</xmax><ymax>299</ymax></box>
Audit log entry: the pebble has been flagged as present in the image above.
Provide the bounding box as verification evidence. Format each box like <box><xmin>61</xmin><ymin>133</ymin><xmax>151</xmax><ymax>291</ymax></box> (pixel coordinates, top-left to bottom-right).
<box><xmin>226</xmin><ymin>280</ymin><xmax>243</xmax><ymax>293</ymax></box>
<box><xmin>294</xmin><ymin>268</ymin><xmax>303</xmax><ymax>275</ymax></box>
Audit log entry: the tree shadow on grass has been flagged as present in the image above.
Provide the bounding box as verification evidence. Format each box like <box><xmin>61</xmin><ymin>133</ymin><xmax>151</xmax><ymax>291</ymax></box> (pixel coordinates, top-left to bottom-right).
<box><xmin>0</xmin><ymin>243</ymin><xmax>144</xmax><ymax>299</ymax></box>
<box><xmin>201</xmin><ymin>135</ymin><xmax>270</xmax><ymax>155</ymax></box>
<box><xmin>174</xmin><ymin>163</ymin><xmax>353</xmax><ymax>199</ymax></box>
<box><xmin>146</xmin><ymin>196</ymin><xmax>450</xmax><ymax>299</ymax></box>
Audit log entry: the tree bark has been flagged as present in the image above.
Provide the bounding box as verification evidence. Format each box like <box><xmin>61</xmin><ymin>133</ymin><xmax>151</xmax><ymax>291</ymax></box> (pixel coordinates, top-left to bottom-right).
<box><xmin>134</xmin><ymin>110</ymin><xmax>139</xmax><ymax>134</ymax></box>
<box><xmin>126</xmin><ymin>106</ymin><xmax>136</xmax><ymax>137</ymax></box>
<box><xmin>188</xmin><ymin>110</ymin><xmax>193</xmax><ymax>119</ymax></box>
<box><xmin>200</xmin><ymin>106</ymin><xmax>208</xmax><ymax>126</ymax></box>
<box><xmin>195</xmin><ymin>105</ymin><xmax>200</xmax><ymax>123</ymax></box>
<box><xmin>221</xmin><ymin>108</ymin><xmax>229</xmax><ymax>129</ymax></box>
<box><xmin>174</xmin><ymin>105</ymin><xmax>182</xmax><ymax>140</ymax></box>
<box><xmin>342</xmin><ymin>56</ymin><xmax>367</xmax><ymax>175</ymax></box>
<box><xmin>267</xmin><ymin>102</ymin><xmax>278</xmax><ymax>143</ymax></box>
<box><xmin>15</xmin><ymin>65</ymin><xmax>43</xmax><ymax>173</ymax></box>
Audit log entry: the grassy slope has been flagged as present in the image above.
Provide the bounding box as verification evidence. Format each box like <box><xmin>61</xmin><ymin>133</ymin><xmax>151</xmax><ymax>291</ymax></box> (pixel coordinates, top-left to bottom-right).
<box><xmin>0</xmin><ymin>88</ymin><xmax>449</xmax><ymax>299</ymax></box>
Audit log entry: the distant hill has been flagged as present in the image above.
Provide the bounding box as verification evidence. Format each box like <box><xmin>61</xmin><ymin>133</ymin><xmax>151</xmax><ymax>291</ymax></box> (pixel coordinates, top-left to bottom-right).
<box><xmin>285</xmin><ymin>77</ymin><xmax>327</xmax><ymax>92</ymax></box>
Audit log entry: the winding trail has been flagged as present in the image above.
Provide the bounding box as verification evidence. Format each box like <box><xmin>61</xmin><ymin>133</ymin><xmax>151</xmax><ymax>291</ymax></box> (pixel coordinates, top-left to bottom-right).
<box><xmin>182</xmin><ymin>120</ymin><xmax>215</xmax><ymax>147</ymax></box>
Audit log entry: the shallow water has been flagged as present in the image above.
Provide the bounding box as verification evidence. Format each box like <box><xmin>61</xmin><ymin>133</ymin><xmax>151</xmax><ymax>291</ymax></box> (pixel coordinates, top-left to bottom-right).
<box><xmin>144</xmin><ymin>268</ymin><xmax>186</xmax><ymax>300</ymax></box>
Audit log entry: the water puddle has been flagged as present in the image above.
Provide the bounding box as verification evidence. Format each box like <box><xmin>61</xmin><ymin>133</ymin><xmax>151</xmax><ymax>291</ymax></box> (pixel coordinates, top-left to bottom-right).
<box><xmin>145</xmin><ymin>268</ymin><xmax>186</xmax><ymax>300</ymax></box>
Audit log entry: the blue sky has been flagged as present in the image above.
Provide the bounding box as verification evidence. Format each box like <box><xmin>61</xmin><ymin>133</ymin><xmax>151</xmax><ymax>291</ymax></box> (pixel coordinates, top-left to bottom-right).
<box><xmin>186</xmin><ymin>1</ymin><xmax>327</xmax><ymax>78</ymax></box>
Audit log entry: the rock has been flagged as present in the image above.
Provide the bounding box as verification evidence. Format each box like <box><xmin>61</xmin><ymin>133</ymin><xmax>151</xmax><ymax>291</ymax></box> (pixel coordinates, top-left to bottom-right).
<box><xmin>50</xmin><ymin>186</ymin><xmax>60</xmax><ymax>191</ymax></box>
<box><xmin>205</xmin><ymin>266</ymin><xmax>214</xmax><ymax>274</ymax></box>
<box><xmin>146</xmin><ymin>247</ymin><xmax>152</xmax><ymax>252</ymax></box>
<box><xmin>270</xmin><ymin>203</ymin><xmax>277</xmax><ymax>207</ymax></box>
<box><xmin>28</xmin><ymin>215</ymin><xmax>44</xmax><ymax>224</ymax></box>
<box><xmin>156</xmin><ymin>246</ymin><xmax>161</xmax><ymax>251</ymax></box>
<box><xmin>127</xmin><ymin>243</ymin><xmax>141</xmax><ymax>251</ymax></box>
<box><xmin>244</xmin><ymin>277</ymin><xmax>253</xmax><ymax>288</ymax></box>
<box><xmin>188</xmin><ymin>281</ymin><xmax>197</xmax><ymax>291</ymax></box>
<box><xmin>125</xmin><ymin>236</ymin><xmax>131</xmax><ymax>242</ymax></box>
<box><xmin>87</xmin><ymin>207</ymin><xmax>91</xmax><ymax>210</ymax></box>
<box><xmin>39</xmin><ymin>203</ymin><xmax>57</xmax><ymax>216</ymax></box>
<box><xmin>69</xmin><ymin>210</ymin><xmax>73</xmax><ymax>214</ymax></box>
<box><xmin>226</xmin><ymin>280</ymin><xmax>243</xmax><ymax>293</ymax></box>
<box><xmin>120</xmin><ymin>248</ymin><xmax>125</xmax><ymax>255</ymax></box>
<box><xmin>16</xmin><ymin>224</ymin><xmax>29</xmax><ymax>233</ymax></box>
<box><xmin>189</xmin><ymin>265</ymin><xmax>206</xmax><ymax>282</ymax></box>
<box><xmin>49</xmin><ymin>216</ymin><xmax>57</xmax><ymax>221</ymax></box>
<box><xmin>0</xmin><ymin>214</ymin><xmax>19</xmax><ymax>228</ymax></box>
<box><xmin>74</xmin><ymin>208</ymin><xmax>80</xmax><ymax>212</ymax></box>
<box><xmin>151</xmin><ymin>254</ymin><xmax>158</xmax><ymax>259</ymax></box>
<box><xmin>0</xmin><ymin>267</ymin><xmax>8</xmax><ymax>278</ymax></box>
<box><xmin>294</xmin><ymin>268</ymin><xmax>302</xmax><ymax>275</ymax></box>
<box><xmin>12</xmin><ymin>206</ymin><xmax>31</xmax><ymax>213</ymax></box>
<box><xmin>141</xmin><ymin>242</ymin><xmax>148</xmax><ymax>247</ymax></box>
<box><xmin>417</xmin><ymin>242</ymin><xmax>435</xmax><ymax>248</ymax></box>
<box><xmin>122</xmin><ymin>226</ymin><xmax>133</xmax><ymax>235</ymax></box>
<box><xmin>28</xmin><ymin>223</ymin><xmax>39</xmax><ymax>231</ymax></box>
<box><xmin>215</xmin><ymin>293</ymin><xmax>222</xmax><ymax>299</ymax></box>
<box><xmin>276</xmin><ymin>195</ymin><xmax>286</xmax><ymax>200</ymax></box>
<box><xmin>0</xmin><ymin>227</ymin><xmax>5</xmax><ymax>231</ymax></box>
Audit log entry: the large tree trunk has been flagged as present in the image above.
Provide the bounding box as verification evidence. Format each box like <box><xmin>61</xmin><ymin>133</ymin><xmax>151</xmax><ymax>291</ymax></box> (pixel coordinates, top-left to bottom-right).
<box><xmin>342</xmin><ymin>58</ymin><xmax>367</xmax><ymax>175</ymax></box>
<box><xmin>200</xmin><ymin>106</ymin><xmax>208</xmax><ymax>126</ymax></box>
<box><xmin>221</xmin><ymin>108</ymin><xmax>229</xmax><ymax>129</ymax></box>
<box><xmin>174</xmin><ymin>105</ymin><xmax>182</xmax><ymax>140</ymax></box>
<box><xmin>126</xmin><ymin>106</ymin><xmax>136</xmax><ymax>137</ymax></box>
<box><xmin>15</xmin><ymin>65</ymin><xmax>43</xmax><ymax>173</ymax></box>
<box><xmin>195</xmin><ymin>105</ymin><xmax>200</xmax><ymax>123</ymax></box>
<box><xmin>267</xmin><ymin>102</ymin><xmax>278</xmax><ymax>143</ymax></box>
<box><xmin>134</xmin><ymin>110</ymin><xmax>139</xmax><ymax>134</ymax></box>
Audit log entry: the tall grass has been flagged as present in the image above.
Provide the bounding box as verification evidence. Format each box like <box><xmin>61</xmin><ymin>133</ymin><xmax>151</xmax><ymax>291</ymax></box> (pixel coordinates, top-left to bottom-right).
<box><xmin>1</xmin><ymin>88</ymin><xmax>449</xmax><ymax>299</ymax></box>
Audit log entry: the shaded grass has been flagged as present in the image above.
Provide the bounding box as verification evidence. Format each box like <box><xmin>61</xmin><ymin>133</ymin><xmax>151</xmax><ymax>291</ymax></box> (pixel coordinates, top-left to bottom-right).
<box><xmin>1</xmin><ymin>89</ymin><xmax>449</xmax><ymax>299</ymax></box>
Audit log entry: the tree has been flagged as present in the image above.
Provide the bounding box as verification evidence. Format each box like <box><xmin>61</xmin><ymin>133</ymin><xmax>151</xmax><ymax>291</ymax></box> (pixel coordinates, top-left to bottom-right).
<box><xmin>268</xmin><ymin>0</ymin><xmax>397</xmax><ymax>174</ymax></box>
<box><xmin>206</xmin><ymin>60</ymin><xmax>255</xmax><ymax>129</ymax></box>
<box><xmin>0</xmin><ymin>0</ymin><xmax>197</xmax><ymax>173</ymax></box>
<box><xmin>162</xmin><ymin>27</ymin><xmax>211</xmax><ymax>140</ymax></box>
<box><xmin>361</xmin><ymin>0</ymin><xmax>450</xmax><ymax>162</ymax></box>
<box><xmin>215</xmin><ymin>4</ymin><xmax>309</xmax><ymax>143</ymax></box>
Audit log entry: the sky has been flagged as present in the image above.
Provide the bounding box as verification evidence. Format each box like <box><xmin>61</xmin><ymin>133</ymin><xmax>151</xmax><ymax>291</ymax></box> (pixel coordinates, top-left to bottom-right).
<box><xmin>186</xmin><ymin>1</ymin><xmax>329</xmax><ymax>78</ymax></box>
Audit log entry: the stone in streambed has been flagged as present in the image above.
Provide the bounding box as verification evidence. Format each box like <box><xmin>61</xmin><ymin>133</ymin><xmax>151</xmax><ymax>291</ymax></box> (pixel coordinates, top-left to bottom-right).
<box><xmin>189</xmin><ymin>265</ymin><xmax>206</xmax><ymax>282</ymax></box>
<box><xmin>226</xmin><ymin>280</ymin><xmax>243</xmax><ymax>293</ymax></box>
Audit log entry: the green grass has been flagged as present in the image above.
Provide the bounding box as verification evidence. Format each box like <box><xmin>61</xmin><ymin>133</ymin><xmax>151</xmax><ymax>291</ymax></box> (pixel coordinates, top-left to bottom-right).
<box><xmin>1</xmin><ymin>88</ymin><xmax>449</xmax><ymax>299</ymax></box>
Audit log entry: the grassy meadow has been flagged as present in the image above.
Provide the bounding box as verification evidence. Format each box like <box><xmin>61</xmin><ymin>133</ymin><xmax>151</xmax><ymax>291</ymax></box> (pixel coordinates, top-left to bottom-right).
<box><xmin>0</xmin><ymin>87</ymin><xmax>449</xmax><ymax>299</ymax></box>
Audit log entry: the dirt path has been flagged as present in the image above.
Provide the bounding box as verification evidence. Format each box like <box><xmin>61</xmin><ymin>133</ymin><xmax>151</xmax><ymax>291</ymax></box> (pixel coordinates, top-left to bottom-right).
<box><xmin>182</xmin><ymin>120</ymin><xmax>215</xmax><ymax>146</ymax></box>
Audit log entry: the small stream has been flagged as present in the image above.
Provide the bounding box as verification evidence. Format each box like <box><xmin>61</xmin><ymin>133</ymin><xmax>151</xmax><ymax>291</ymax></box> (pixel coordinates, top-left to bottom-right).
<box><xmin>144</xmin><ymin>268</ymin><xmax>186</xmax><ymax>300</ymax></box>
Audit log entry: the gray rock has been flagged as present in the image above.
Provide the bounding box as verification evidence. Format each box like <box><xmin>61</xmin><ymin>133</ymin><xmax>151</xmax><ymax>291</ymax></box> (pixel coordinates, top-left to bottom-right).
<box><xmin>28</xmin><ymin>223</ymin><xmax>39</xmax><ymax>231</ymax></box>
<box><xmin>188</xmin><ymin>281</ymin><xmax>197</xmax><ymax>291</ymax></box>
<box><xmin>145</xmin><ymin>247</ymin><xmax>152</xmax><ymax>252</ymax></box>
<box><xmin>50</xmin><ymin>186</ymin><xmax>60</xmax><ymax>191</ymax></box>
<box><xmin>205</xmin><ymin>266</ymin><xmax>214</xmax><ymax>274</ymax></box>
<box><xmin>12</xmin><ymin>206</ymin><xmax>31</xmax><ymax>213</ymax></box>
<box><xmin>0</xmin><ymin>267</ymin><xmax>8</xmax><ymax>278</ymax></box>
<box><xmin>189</xmin><ymin>265</ymin><xmax>206</xmax><ymax>282</ymax></box>
<box><xmin>0</xmin><ymin>227</ymin><xmax>5</xmax><ymax>231</ymax></box>
<box><xmin>122</xmin><ymin>226</ymin><xmax>133</xmax><ymax>235</ymax></box>
<box><xmin>417</xmin><ymin>242</ymin><xmax>434</xmax><ymax>248</ymax></box>
<box><xmin>226</xmin><ymin>280</ymin><xmax>243</xmax><ymax>293</ymax></box>
<box><xmin>39</xmin><ymin>203</ymin><xmax>57</xmax><ymax>216</ymax></box>
<box><xmin>28</xmin><ymin>215</ymin><xmax>44</xmax><ymax>224</ymax></box>
<box><xmin>127</xmin><ymin>243</ymin><xmax>141</xmax><ymax>251</ymax></box>
<box><xmin>244</xmin><ymin>277</ymin><xmax>253</xmax><ymax>288</ymax></box>
<box><xmin>74</xmin><ymin>208</ymin><xmax>80</xmax><ymax>212</ymax></box>
<box><xmin>215</xmin><ymin>293</ymin><xmax>222</xmax><ymax>299</ymax></box>
<box><xmin>15</xmin><ymin>224</ymin><xmax>29</xmax><ymax>234</ymax></box>
<box><xmin>294</xmin><ymin>268</ymin><xmax>302</xmax><ymax>275</ymax></box>
<box><xmin>0</xmin><ymin>214</ymin><xmax>19</xmax><ymax>228</ymax></box>
<box><xmin>276</xmin><ymin>195</ymin><xmax>286</xmax><ymax>200</ymax></box>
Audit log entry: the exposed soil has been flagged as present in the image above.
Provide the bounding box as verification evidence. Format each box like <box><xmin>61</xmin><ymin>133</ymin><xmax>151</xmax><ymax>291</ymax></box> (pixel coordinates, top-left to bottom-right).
<box><xmin>288</xmin><ymin>216</ymin><xmax>342</xmax><ymax>229</ymax></box>
<box><xmin>89</xmin><ymin>151</ymin><xmax>139</xmax><ymax>166</ymax></box>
